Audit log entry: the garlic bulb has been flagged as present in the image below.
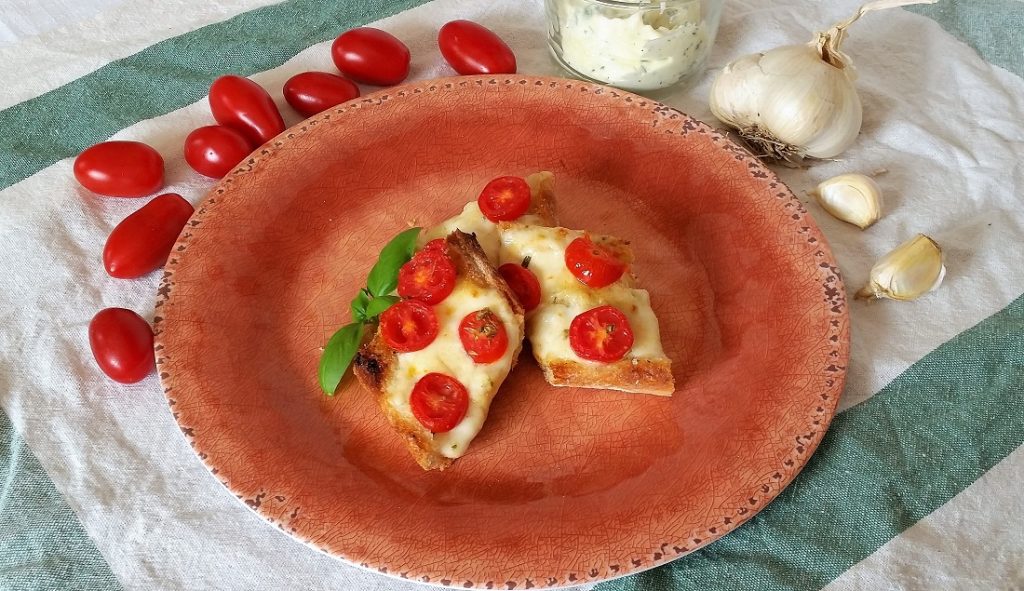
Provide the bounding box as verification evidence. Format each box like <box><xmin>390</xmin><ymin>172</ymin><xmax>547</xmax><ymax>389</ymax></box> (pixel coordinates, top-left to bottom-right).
<box><xmin>857</xmin><ymin>234</ymin><xmax>945</xmax><ymax>301</ymax></box>
<box><xmin>812</xmin><ymin>173</ymin><xmax>883</xmax><ymax>229</ymax></box>
<box><xmin>709</xmin><ymin>0</ymin><xmax>936</xmax><ymax>163</ymax></box>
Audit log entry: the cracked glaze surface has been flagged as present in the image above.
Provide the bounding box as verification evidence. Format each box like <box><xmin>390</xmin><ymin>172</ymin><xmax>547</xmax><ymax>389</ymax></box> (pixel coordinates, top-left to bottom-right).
<box><xmin>153</xmin><ymin>75</ymin><xmax>849</xmax><ymax>588</ymax></box>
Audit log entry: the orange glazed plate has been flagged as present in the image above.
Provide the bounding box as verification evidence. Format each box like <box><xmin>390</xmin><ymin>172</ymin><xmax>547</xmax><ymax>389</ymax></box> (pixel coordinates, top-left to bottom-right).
<box><xmin>154</xmin><ymin>76</ymin><xmax>849</xmax><ymax>588</ymax></box>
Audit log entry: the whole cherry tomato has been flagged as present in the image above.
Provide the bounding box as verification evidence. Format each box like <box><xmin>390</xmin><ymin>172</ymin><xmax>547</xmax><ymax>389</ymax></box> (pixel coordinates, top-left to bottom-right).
<box><xmin>208</xmin><ymin>75</ymin><xmax>285</xmax><ymax>146</ymax></box>
<box><xmin>103</xmin><ymin>193</ymin><xmax>194</xmax><ymax>279</ymax></box>
<box><xmin>88</xmin><ymin>308</ymin><xmax>155</xmax><ymax>384</ymax></box>
<box><xmin>331</xmin><ymin>28</ymin><xmax>410</xmax><ymax>86</ymax></box>
<box><xmin>498</xmin><ymin>263</ymin><xmax>541</xmax><ymax>312</ymax></box>
<box><xmin>183</xmin><ymin>125</ymin><xmax>253</xmax><ymax>179</ymax></box>
<box><xmin>569</xmin><ymin>305</ymin><xmax>634</xmax><ymax>363</ymax></box>
<box><xmin>380</xmin><ymin>300</ymin><xmax>438</xmax><ymax>352</ymax></box>
<box><xmin>438</xmin><ymin>20</ymin><xmax>517</xmax><ymax>75</ymax></box>
<box><xmin>477</xmin><ymin>176</ymin><xmax>531</xmax><ymax>222</ymax></box>
<box><xmin>283</xmin><ymin>72</ymin><xmax>360</xmax><ymax>117</ymax></box>
<box><xmin>459</xmin><ymin>309</ymin><xmax>509</xmax><ymax>364</ymax></box>
<box><xmin>565</xmin><ymin>236</ymin><xmax>626</xmax><ymax>288</ymax></box>
<box><xmin>410</xmin><ymin>373</ymin><xmax>469</xmax><ymax>433</ymax></box>
<box><xmin>74</xmin><ymin>141</ymin><xmax>164</xmax><ymax>197</ymax></box>
<box><xmin>397</xmin><ymin>248</ymin><xmax>457</xmax><ymax>305</ymax></box>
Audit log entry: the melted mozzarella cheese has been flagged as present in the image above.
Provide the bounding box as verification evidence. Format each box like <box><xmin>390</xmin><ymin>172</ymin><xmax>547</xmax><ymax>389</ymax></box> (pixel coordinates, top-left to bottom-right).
<box><xmin>498</xmin><ymin>224</ymin><xmax>667</xmax><ymax>364</ymax></box>
<box><xmin>386</xmin><ymin>280</ymin><xmax>521</xmax><ymax>459</ymax></box>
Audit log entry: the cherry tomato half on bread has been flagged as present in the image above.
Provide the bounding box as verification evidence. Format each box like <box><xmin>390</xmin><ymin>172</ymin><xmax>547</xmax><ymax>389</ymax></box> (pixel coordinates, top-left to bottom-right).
<box><xmin>459</xmin><ymin>309</ymin><xmax>509</xmax><ymax>364</ymax></box>
<box><xmin>380</xmin><ymin>300</ymin><xmax>438</xmax><ymax>352</ymax></box>
<box><xmin>569</xmin><ymin>305</ymin><xmax>634</xmax><ymax>363</ymax></box>
<box><xmin>103</xmin><ymin>193</ymin><xmax>194</xmax><ymax>279</ymax></box>
<box><xmin>397</xmin><ymin>248</ymin><xmax>457</xmax><ymax>305</ymax></box>
<box><xmin>422</xmin><ymin>238</ymin><xmax>447</xmax><ymax>252</ymax></box>
<box><xmin>208</xmin><ymin>75</ymin><xmax>285</xmax><ymax>146</ymax></box>
<box><xmin>74</xmin><ymin>141</ymin><xmax>164</xmax><ymax>197</ymax></box>
<box><xmin>410</xmin><ymin>373</ymin><xmax>469</xmax><ymax>433</ymax></box>
<box><xmin>283</xmin><ymin>71</ymin><xmax>360</xmax><ymax>117</ymax></box>
<box><xmin>477</xmin><ymin>176</ymin><xmax>531</xmax><ymax>222</ymax></box>
<box><xmin>565</xmin><ymin>236</ymin><xmax>626</xmax><ymax>288</ymax></box>
<box><xmin>88</xmin><ymin>308</ymin><xmax>155</xmax><ymax>383</ymax></box>
<box><xmin>331</xmin><ymin>28</ymin><xmax>410</xmax><ymax>86</ymax></box>
<box><xmin>183</xmin><ymin>125</ymin><xmax>253</xmax><ymax>179</ymax></box>
<box><xmin>498</xmin><ymin>263</ymin><xmax>540</xmax><ymax>312</ymax></box>
<box><xmin>438</xmin><ymin>20</ymin><xmax>517</xmax><ymax>75</ymax></box>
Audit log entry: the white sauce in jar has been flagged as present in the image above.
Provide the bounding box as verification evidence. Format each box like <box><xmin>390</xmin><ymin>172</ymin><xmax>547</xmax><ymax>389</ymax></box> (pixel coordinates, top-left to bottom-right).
<box><xmin>556</xmin><ymin>0</ymin><xmax>708</xmax><ymax>91</ymax></box>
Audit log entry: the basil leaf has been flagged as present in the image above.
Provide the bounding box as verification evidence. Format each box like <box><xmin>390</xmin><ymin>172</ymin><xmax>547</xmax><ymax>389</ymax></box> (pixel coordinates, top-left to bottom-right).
<box><xmin>364</xmin><ymin>295</ymin><xmax>400</xmax><ymax>319</ymax></box>
<box><xmin>318</xmin><ymin>322</ymin><xmax>364</xmax><ymax>395</ymax></box>
<box><xmin>350</xmin><ymin>289</ymin><xmax>370</xmax><ymax>322</ymax></box>
<box><xmin>367</xmin><ymin>227</ymin><xmax>421</xmax><ymax>297</ymax></box>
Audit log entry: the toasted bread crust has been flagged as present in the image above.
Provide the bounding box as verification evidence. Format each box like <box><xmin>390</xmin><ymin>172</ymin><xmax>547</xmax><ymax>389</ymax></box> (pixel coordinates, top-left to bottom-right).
<box><xmin>543</xmin><ymin>358</ymin><xmax>675</xmax><ymax>396</ymax></box>
<box><xmin>353</xmin><ymin>231</ymin><xmax>525</xmax><ymax>471</ymax></box>
<box><xmin>525</xmin><ymin>171</ymin><xmax>557</xmax><ymax>226</ymax></box>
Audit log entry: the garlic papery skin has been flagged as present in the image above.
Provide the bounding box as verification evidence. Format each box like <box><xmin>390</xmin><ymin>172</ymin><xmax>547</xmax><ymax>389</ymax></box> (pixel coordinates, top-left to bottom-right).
<box><xmin>710</xmin><ymin>44</ymin><xmax>862</xmax><ymax>162</ymax></box>
<box><xmin>708</xmin><ymin>0</ymin><xmax>936</xmax><ymax>163</ymax></box>
<box><xmin>856</xmin><ymin>234</ymin><xmax>945</xmax><ymax>301</ymax></box>
<box><xmin>812</xmin><ymin>173</ymin><xmax>882</xmax><ymax>229</ymax></box>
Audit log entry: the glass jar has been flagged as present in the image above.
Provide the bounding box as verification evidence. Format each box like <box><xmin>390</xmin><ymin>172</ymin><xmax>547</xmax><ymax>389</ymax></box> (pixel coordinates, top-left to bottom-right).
<box><xmin>545</xmin><ymin>0</ymin><xmax>724</xmax><ymax>93</ymax></box>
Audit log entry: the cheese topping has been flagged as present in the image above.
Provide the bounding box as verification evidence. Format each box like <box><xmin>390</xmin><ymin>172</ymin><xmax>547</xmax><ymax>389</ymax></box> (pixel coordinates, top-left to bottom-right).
<box><xmin>386</xmin><ymin>279</ymin><xmax>520</xmax><ymax>459</ymax></box>
<box><xmin>498</xmin><ymin>224</ymin><xmax>667</xmax><ymax>364</ymax></box>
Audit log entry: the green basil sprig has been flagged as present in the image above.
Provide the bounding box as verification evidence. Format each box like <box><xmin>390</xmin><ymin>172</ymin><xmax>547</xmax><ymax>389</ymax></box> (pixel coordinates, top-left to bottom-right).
<box><xmin>318</xmin><ymin>227</ymin><xmax>421</xmax><ymax>395</ymax></box>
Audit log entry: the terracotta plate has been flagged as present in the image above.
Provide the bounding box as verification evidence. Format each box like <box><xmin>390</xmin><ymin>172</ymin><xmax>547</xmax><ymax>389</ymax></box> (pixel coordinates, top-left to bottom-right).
<box><xmin>155</xmin><ymin>75</ymin><xmax>849</xmax><ymax>588</ymax></box>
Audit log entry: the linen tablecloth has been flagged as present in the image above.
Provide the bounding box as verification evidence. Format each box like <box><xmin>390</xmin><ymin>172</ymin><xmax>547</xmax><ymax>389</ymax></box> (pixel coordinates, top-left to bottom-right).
<box><xmin>1</xmin><ymin>0</ymin><xmax>1022</xmax><ymax>589</ymax></box>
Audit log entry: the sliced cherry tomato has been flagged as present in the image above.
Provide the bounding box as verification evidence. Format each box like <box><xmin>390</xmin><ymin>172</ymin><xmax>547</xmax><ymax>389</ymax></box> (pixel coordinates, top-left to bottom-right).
<box><xmin>565</xmin><ymin>236</ymin><xmax>626</xmax><ymax>288</ymax></box>
<box><xmin>498</xmin><ymin>263</ymin><xmax>541</xmax><ymax>312</ymax></box>
<box><xmin>380</xmin><ymin>300</ymin><xmax>438</xmax><ymax>352</ymax></box>
<box><xmin>459</xmin><ymin>309</ymin><xmax>509</xmax><ymax>364</ymax></box>
<box><xmin>103</xmin><ymin>193</ymin><xmax>194</xmax><ymax>279</ymax></box>
<box><xmin>410</xmin><ymin>373</ymin><xmax>469</xmax><ymax>433</ymax></box>
<box><xmin>283</xmin><ymin>71</ymin><xmax>360</xmax><ymax>117</ymax></box>
<box><xmin>183</xmin><ymin>125</ymin><xmax>253</xmax><ymax>179</ymax></box>
<box><xmin>208</xmin><ymin>75</ymin><xmax>286</xmax><ymax>146</ymax></box>
<box><xmin>88</xmin><ymin>308</ymin><xmax>155</xmax><ymax>383</ymax></box>
<box><xmin>438</xmin><ymin>20</ymin><xmax>517</xmax><ymax>75</ymax></box>
<box><xmin>569</xmin><ymin>305</ymin><xmax>634</xmax><ymax>363</ymax></box>
<box><xmin>331</xmin><ymin>28</ymin><xmax>410</xmax><ymax>86</ymax></box>
<box><xmin>422</xmin><ymin>238</ymin><xmax>447</xmax><ymax>253</ymax></box>
<box><xmin>397</xmin><ymin>249</ymin><xmax>457</xmax><ymax>305</ymax></box>
<box><xmin>477</xmin><ymin>176</ymin><xmax>531</xmax><ymax>222</ymax></box>
<box><xmin>74</xmin><ymin>141</ymin><xmax>164</xmax><ymax>197</ymax></box>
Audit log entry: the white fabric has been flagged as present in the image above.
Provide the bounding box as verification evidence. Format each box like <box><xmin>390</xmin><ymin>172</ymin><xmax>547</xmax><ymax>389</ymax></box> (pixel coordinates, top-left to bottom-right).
<box><xmin>0</xmin><ymin>0</ymin><xmax>1022</xmax><ymax>589</ymax></box>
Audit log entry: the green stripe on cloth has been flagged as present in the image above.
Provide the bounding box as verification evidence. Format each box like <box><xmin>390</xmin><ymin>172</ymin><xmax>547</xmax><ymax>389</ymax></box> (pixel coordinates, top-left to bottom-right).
<box><xmin>599</xmin><ymin>292</ymin><xmax>1024</xmax><ymax>591</ymax></box>
<box><xmin>0</xmin><ymin>409</ymin><xmax>121</xmax><ymax>590</ymax></box>
<box><xmin>909</xmin><ymin>0</ymin><xmax>1024</xmax><ymax>80</ymax></box>
<box><xmin>0</xmin><ymin>0</ymin><xmax>431</xmax><ymax>192</ymax></box>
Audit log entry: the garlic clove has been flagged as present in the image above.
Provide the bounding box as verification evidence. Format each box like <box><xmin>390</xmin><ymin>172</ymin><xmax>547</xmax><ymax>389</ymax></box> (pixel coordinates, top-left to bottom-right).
<box><xmin>812</xmin><ymin>173</ymin><xmax>883</xmax><ymax>229</ymax></box>
<box><xmin>856</xmin><ymin>234</ymin><xmax>945</xmax><ymax>301</ymax></box>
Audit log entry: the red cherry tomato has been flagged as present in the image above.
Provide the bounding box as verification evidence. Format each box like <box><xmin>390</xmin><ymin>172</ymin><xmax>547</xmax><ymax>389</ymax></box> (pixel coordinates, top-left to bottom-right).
<box><xmin>208</xmin><ymin>75</ymin><xmax>286</xmax><ymax>146</ymax></box>
<box><xmin>498</xmin><ymin>263</ymin><xmax>541</xmax><ymax>312</ymax></box>
<box><xmin>380</xmin><ymin>300</ymin><xmax>438</xmax><ymax>352</ymax></box>
<box><xmin>331</xmin><ymin>28</ymin><xmax>410</xmax><ymax>86</ymax></box>
<box><xmin>422</xmin><ymin>238</ymin><xmax>447</xmax><ymax>252</ymax></box>
<box><xmin>569</xmin><ymin>305</ymin><xmax>635</xmax><ymax>363</ymax></box>
<box><xmin>438</xmin><ymin>20</ymin><xmax>517</xmax><ymax>75</ymax></box>
<box><xmin>103</xmin><ymin>193</ymin><xmax>194</xmax><ymax>279</ymax></box>
<box><xmin>183</xmin><ymin>125</ymin><xmax>253</xmax><ymax>179</ymax></box>
<box><xmin>74</xmin><ymin>141</ymin><xmax>164</xmax><ymax>198</ymax></box>
<box><xmin>283</xmin><ymin>71</ymin><xmax>361</xmax><ymax>117</ymax></box>
<box><xmin>88</xmin><ymin>308</ymin><xmax>155</xmax><ymax>383</ymax></box>
<box><xmin>477</xmin><ymin>176</ymin><xmax>531</xmax><ymax>222</ymax></box>
<box><xmin>410</xmin><ymin>373</ymin><xmax>469</xmax><ymax>433</ymax></box>
<box><xmin>397</xmin><ymin>248</ymin><xmax>457</xmax><ymax>305</ymax></box>
<box><xmin>565</xmin><ymin>236</ymin><xmax>626</xmax><ymax>288</ymax></box>
<box><xmin>459</xmin><ymin>309</ymin><xmax>509</xmax><ymax>364</ymax></box>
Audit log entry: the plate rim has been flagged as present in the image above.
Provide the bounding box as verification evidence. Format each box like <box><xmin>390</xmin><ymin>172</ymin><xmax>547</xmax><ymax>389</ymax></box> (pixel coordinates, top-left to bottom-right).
<box><xmin>153</xmin><ymin>74</ymin><xmax>850</xmax><ymax>589</ymax></box>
